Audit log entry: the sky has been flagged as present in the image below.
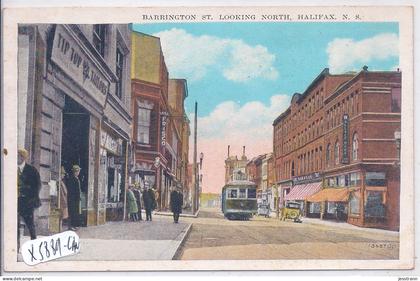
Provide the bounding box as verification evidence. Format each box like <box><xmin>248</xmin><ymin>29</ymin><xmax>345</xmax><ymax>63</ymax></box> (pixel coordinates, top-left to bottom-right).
<box><xmin>131</xmin><ymin>22</ymin><xmax>399</xmax><ymax>194</ymax></box>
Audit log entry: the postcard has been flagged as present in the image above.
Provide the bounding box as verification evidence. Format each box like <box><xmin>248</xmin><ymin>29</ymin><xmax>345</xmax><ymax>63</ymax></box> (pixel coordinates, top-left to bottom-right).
<box><xmin>1</xmin><ymin>5</ymin><xmax>414</xmax><ymax>272</ymax></box>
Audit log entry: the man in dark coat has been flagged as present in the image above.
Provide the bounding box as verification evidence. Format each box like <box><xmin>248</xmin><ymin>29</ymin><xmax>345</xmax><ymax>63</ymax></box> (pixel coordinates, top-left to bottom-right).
<box><xmin>170</xmin><ymin>187</ymin><xmax>183</xmax><ymax>223</ymax></box>
<box><xmin>65</xmin><ymin>165</ymin><xmax>82</xmax><ymax>230</ymax></box>
<box><xmin>142</xmin><ymin>187</ymin><xmax>156</xmax><ymax>221</ymax></box>
<box><xmin>17</xmin><ymin>149</ymin><xmax>41</xmax><ymax>240</ymax></box>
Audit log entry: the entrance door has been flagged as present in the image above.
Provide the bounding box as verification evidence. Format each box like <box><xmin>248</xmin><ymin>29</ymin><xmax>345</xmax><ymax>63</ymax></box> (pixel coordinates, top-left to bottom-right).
<box><xmin>61</xmin><ymin>95</ymin><xmax>90</xmax><ymax>227</ymax></box>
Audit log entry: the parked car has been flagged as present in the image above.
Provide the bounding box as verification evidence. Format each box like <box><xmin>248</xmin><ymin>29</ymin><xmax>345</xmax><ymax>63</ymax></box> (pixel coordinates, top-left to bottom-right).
<box><xmin>280</xmin><ymin>201</ymin><xmax>302</xmax><ymax>223</ymax></box>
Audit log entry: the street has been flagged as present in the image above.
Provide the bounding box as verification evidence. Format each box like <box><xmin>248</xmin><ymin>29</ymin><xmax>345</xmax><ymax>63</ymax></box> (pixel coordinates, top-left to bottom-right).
<box><xmin>177</xmin><ymin>207</ymin><xmax>399</xmax><ymax>260</ymax></box>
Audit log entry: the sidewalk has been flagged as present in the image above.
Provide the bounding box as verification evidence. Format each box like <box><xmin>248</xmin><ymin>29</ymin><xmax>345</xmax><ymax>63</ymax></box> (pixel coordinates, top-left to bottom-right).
<box><xmin>154</xmin><ymin>210</ymin><xmax>200</xmax><ymax>218</ymax></box>
<box><xmin>20</xmin><ymin>215</ymin><xmax>192</xmax><ymax>261</ymax></box>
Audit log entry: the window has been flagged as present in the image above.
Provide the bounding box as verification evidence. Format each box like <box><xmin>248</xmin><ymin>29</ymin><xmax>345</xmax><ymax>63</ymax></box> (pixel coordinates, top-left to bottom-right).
<box><xmin>93</xmin><ymin>25</ymin><xmax>106</xmax><ymax>57</ymax></box>
<box><xmin>365</xmin><ymin>172</ymin><xmax>386</xmax><ymax>186</ymax></box>
<box><xmin>309</xmin><ymin>202</ymin><xmax>321</xmax><ymax>213</ymax></box>
<box><xmin>248</xmin><ymin>189</ymin><xmax>257</xmax><ymax>199</ymax></box>
<box><xmin>227</xmin><ymin>189</ymin><xmax>238</xmax><ymax>199</ymax></box>
<box><xmin>349</xmin><ymin>191</ymin><xmax>361</xmax><ymax>215</ymax></box>
<box><xmin>326</xmin><ymin>144</ymin><xmax>331</xmax><ymax>167</ymax></box>
<box><xmin>334</xmin><ymin>142</ymin><xmax>340</xmax><ymax>165</ymax></box>
<box><xmin>352</xmin><ymin>133</ymin><xmax>359</xmax><ymax>161</ymax></box>
<box><xmin>391</xmin><ymin>88</ymin><xmax>401</xmax><ymax>112</ymax></box>
<box><xmin>350</xmin><ymin>172</ymin><xmax>361</xmax><ymax>186</ymax></box>
<box><xmin>291</xmin><ymin>161</ymin><xmax>295</xmax><ymax>176</ymax></box>
<box><xmin>327</xmin><ymin>202</ymin><xmax>337</xmax><ymax>214</ymax></box>
<box><xmin>137</xmin><ymin>106</ymin><xmax>151</xmax><ymax>144</ymax></box>
<box><xmin>115</xmin><ymin>48</ymin><xmax>124</xmax><ymax>99</ymax></box>
<box><xmin>239</xmin><ymin>188</ymin><xmax>247</xmax><ymax>199</ymax></box>
<box><xmin>365</xmin><ymin>191</ymin><xmax>386</xmax><ymax>218</ymax></box>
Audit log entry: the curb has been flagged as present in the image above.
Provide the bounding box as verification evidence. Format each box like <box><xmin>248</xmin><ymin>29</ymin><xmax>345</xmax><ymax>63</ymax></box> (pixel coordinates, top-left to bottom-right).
<box><xmin>171</xmin><ymin>223</ymin><xmax>193</xmax><ymax>260</ymax></box>
<box><xmin>154</xmin><ymin>210</ymin><xmax>200</xmax><ymax>218</ymax></box>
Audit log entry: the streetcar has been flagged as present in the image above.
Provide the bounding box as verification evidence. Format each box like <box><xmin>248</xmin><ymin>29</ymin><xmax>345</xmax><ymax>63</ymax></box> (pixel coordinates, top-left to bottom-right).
<box><xmin>221</xmin><ymin>170</ymin><xmax>258</xmax><ymax>220</ymax></box>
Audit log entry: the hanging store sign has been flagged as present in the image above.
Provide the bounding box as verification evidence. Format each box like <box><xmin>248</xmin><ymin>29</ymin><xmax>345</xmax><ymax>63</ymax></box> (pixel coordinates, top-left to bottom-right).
<box><xmin>292</xmin><ymin>172</ymin><xmax>322</xmax><ymax>185</ymax></box>
<box><xmin>51</xmin><ymin>25</ymin><xmax>110</xmax><ymax>108</ymax></box>
<box><xmin>161</xmin><ymin>112</ymin><xmax>168</xmax><ymax>152</ymax></box>
<box><xmin>101</xmin><ymin>131</ymin><xmax>122</xmax><ymax>156</ymax></box>
<box><xmin>342</xmin><ymin>114</ymin><xmax>350</xmax><ymax>164</ymax></box>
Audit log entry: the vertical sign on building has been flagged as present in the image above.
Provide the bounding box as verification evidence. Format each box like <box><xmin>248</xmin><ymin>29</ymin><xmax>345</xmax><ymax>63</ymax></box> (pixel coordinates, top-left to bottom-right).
<box><xmin>342</xmin><ymin>114</ymin><xmax>350</xmax><ymax>164</ymax></box>
<box><xmin>161</xmin><ymin>111</ymin><xmax>168</xmax><ymax>153</ymax></box>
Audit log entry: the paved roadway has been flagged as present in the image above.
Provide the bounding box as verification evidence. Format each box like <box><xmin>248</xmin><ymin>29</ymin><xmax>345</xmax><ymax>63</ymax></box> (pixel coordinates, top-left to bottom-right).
<box><xmin>177</xmin><ymin>207</ymin><xmax>399</xmax><ymax>260</ymax></box>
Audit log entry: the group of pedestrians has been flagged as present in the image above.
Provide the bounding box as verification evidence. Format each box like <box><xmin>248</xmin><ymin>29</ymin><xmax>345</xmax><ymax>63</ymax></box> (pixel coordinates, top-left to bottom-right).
<box><xmin>126</xmin><ymin>185</ymin><xmax>157</xmax><ymax>222</ymax></box>
<box><xmin>17</xmin><ymin>147</ymin><xmax>186</xmax><ymax>249</ymax></box>
<box><xmin>127</xmin><ymin>185</ymin><xmax>184</xmax><ymax>224</ymax></box>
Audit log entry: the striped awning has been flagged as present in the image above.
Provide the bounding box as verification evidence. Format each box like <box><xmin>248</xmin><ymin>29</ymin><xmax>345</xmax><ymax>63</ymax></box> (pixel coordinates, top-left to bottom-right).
<box><xmin>306</xmin><ymin>188</ymin><xmax>349</xmax><ymax>203</ymax></box>
<box><xmin>284</xmin><ymin>182</ymin><xmax>322</xmax><ymax>201</ymax></box>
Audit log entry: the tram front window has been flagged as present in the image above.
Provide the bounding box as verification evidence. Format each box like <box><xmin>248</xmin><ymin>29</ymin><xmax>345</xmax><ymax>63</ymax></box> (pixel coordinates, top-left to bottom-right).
<box><xmin>239</xmin><ymin>188</ymin><xmax>247</xmax><ymax>198</ymax></box>
<box><xmin>228</xmin><ymin>189</ymin><xmax>238</xmax><ymax>199</ymax></box>
<box><xmin>248</xmin><ymin>189</ymin><xmax>256</xmax><ymax>199</ymax></box>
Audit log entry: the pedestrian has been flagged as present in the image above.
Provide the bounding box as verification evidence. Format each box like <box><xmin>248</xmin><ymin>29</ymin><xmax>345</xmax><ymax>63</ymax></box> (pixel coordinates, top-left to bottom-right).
<box><xmin>59</xmin><ymin>166</ymin><xmax>69</xmax><ymax>230</ymax></box>
<box><xmin>17</xmin><ymin>148</ymin><xmax>41</xmax><ymax>241</ymax></box>
<box><xmin>132</xmin><ymin>185</ymin><xmax>143</xmax><ymax>221</ymax></box>
<box><xmin>66</xmin><ymin>165</ymin><xmax>82</xmax><ymax>231</ymax></box>
<box><xmin>143</xmin><ymin>186</ymin><xmax>156</xmax><ymax>221</ymax></box>
<box><xmin>127</xmin><ymin>186</ymin><xmax>139</xmax><ymax>221</ymax></box>
<box><xmin>170</xmin><ymin>187</ymin><xmax>183</xmax><ymax>223</ymax></box>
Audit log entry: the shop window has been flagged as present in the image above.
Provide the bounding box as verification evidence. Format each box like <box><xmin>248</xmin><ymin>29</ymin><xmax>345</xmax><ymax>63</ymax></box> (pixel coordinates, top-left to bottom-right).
<box><xmin>352</xmin><ymin>133</ymin><xmax>359</xmax><ymax>161</ymax></box>
<box><xmin>137</xmin><ymin>106</ymin><xmax>151</xmax><ymax>144</ymax></box>
<box><xmin>365</xmin><ymin>172</ymin><xmax>386</xmax><ymax>186</ymax></box>
<box><xmin>309</xmin><ymin>202</ymin><xmax>321</xmax><ymax>213</ymax></box>
<box><xmin>227</xmin><ymin>189</ymin><xmax>238</xmax><ymax>199</ymax></box>
<box><xmin>327</xmin><ymin>202</ymin><xmax>336</xmax><ymax>214</ymax></box>
<box><xmin>334</xmin><ymin>142</ymin><xmax>340</xmax><ymax>165</ymax></box>
<box><xmin>365</xmin><ymin>191</ymin><xmax>386</xmax><ymax>218</ymax></box>
<box><xmin>115</xmin><ymin>48</ymin><xmax>124</xmax><ymax>99</ymax></box>
<box><xmin>93</xmin><ymin>24</ymin><xmax>106</xmax><ymax>57</ymax></box>
<box><xmin>349</xmin><ymin>191</ymin><xmax>361</xmax><ymax>215</ymax></box>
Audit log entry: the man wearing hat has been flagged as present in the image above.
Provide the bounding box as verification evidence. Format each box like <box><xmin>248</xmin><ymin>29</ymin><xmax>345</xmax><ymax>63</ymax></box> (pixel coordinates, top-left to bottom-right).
<box><xmin>17</xmin><ymin>148</ymin><xmax>41</xmax><ymax>240</ymax></box>
<box><xmin>66</xmin><ymin>165</ymin><xmax>82</xmax><ymax>230</ymax></box>
<box><xmin>170</xmin><ymin>185</ymin><xmax>183</xmax><ymax>223</ymax></box>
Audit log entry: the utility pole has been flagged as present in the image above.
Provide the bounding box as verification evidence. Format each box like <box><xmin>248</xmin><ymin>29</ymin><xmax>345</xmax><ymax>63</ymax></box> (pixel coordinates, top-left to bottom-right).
<box><xmin>192</xmin><ymin>101</ymin><xmax>198</xmax><ymax>214</ymax></box>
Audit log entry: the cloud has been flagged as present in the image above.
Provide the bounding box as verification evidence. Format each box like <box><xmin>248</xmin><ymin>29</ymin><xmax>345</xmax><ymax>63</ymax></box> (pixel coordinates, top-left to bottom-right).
<box><xmin>327</xmin><ymin>33</ymin><xmax>399</xmax><ymax>73</ymax></box>
<box><xmin>154</xmin><ymin>28</ymin><xmax>279</xmax><ymax>82</ymax></box>
<box><xmin>188</xmin><ymin>95</ymin><xmax>290</xmax><ymax>193</ymax></box>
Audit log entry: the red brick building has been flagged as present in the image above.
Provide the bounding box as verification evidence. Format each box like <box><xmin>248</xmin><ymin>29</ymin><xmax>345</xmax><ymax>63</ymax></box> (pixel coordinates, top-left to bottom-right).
<box><xmin>273</xmin><ymin>67</ymin><xmax>401</xmax><ymax>230</ymax></box>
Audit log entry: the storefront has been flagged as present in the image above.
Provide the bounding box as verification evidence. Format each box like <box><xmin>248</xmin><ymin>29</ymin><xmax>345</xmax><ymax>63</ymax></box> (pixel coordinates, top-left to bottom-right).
<box><xmin>20</xmin><ymin>24</ymin><xmax>131</xmax><ymax>234</ymax></box>
<box><xmin>99</xmin><ymin>127</ymin><xmax>128</xmax><ymax>221</ymax></box>
<box><xmin>284</xmin><ymin>173</ymin><xmax>323</xmax><ymax>216</ymax></box>
<box><xmin>321</xmin><ymin>166</ymin><xmax>398</xmax><ymax>230</ymax></box>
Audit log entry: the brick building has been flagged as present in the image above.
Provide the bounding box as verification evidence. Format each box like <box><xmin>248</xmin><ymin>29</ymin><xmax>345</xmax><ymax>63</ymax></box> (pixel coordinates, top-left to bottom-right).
<box><xmin>273</xmin><ymin>67</ymin><xmax>401</xmax><ymax>230</ymax></box>
<box><xmin>131</xmin><ymin>31</ymin><xmax>171</xmax><ymax>210</ymax></box>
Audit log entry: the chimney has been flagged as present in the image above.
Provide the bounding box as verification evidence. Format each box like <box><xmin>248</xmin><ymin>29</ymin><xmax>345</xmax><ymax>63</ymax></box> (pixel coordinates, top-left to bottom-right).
<box><xmin>228</xmin><ymin>145</ymin><xmax>230</xmax><ymax>158</ymax></box>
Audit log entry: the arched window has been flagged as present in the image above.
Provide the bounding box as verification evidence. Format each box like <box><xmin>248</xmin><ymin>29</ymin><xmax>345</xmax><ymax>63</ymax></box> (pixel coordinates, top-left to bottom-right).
<box><xmin>352</xmin><ymin>133</ymin><xmax>359</xmax><ymax>161</ymax></box>
<box><xmin>334</xmin><ymin>141</ymin><xmax>340</xmax><ymax>165</ymax></box>
<box><xmin>326</xmin><ymin>144</ymin><xmax>331</xmax><ymax>167</ymax></box>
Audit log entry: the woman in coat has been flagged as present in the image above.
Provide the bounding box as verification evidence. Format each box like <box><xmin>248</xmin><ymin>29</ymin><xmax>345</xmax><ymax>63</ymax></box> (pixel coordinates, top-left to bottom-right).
<box><xmin>127</xmin><ymin>186</ymin><xmax>139</xmax><ymax>221</ymax></box>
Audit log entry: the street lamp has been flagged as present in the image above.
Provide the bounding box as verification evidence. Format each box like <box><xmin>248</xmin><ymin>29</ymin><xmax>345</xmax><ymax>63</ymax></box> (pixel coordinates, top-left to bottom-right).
<box><xmin>199</xmin><ymin>152</ymin><xmax>204</xmax><ymax>169</ymax></box>
<box><xmin>394</xmin><ymin>131</ymin><xmax>401</xmax><ymax>166</ymax></box>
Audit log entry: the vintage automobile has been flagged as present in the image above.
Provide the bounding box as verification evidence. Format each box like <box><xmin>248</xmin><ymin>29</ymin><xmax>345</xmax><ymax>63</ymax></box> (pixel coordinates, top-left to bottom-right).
<box><xmin>280</xmin><ymin>201</ymin><xmax>302</xmax><ymax>223</ymax></box>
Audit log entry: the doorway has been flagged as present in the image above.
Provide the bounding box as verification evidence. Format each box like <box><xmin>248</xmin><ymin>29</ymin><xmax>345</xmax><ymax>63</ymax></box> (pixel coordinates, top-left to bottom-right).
<box><xmin>61</xmin><ymin>95</ymin><xmax>90</xmax><ymax>227</ymax></box>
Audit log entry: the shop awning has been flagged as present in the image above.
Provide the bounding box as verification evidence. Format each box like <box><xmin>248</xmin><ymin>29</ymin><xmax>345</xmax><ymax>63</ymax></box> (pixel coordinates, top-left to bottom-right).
<box><xmin>306</xmin><ymin>188</ymin><xmax>349</xmax><ymax>203</ymax></box>
<box><xmin>284</xmin><ymin>182</ymin><xmax>322</xmax><ymax>201</ymax></box>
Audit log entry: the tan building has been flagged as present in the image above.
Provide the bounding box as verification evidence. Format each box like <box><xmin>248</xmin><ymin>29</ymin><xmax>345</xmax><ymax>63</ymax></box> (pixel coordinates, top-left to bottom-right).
<box><xmin>224</xmin><ymin>146</ymin><xmax>248</xmax><ymax>184</ymax></box>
